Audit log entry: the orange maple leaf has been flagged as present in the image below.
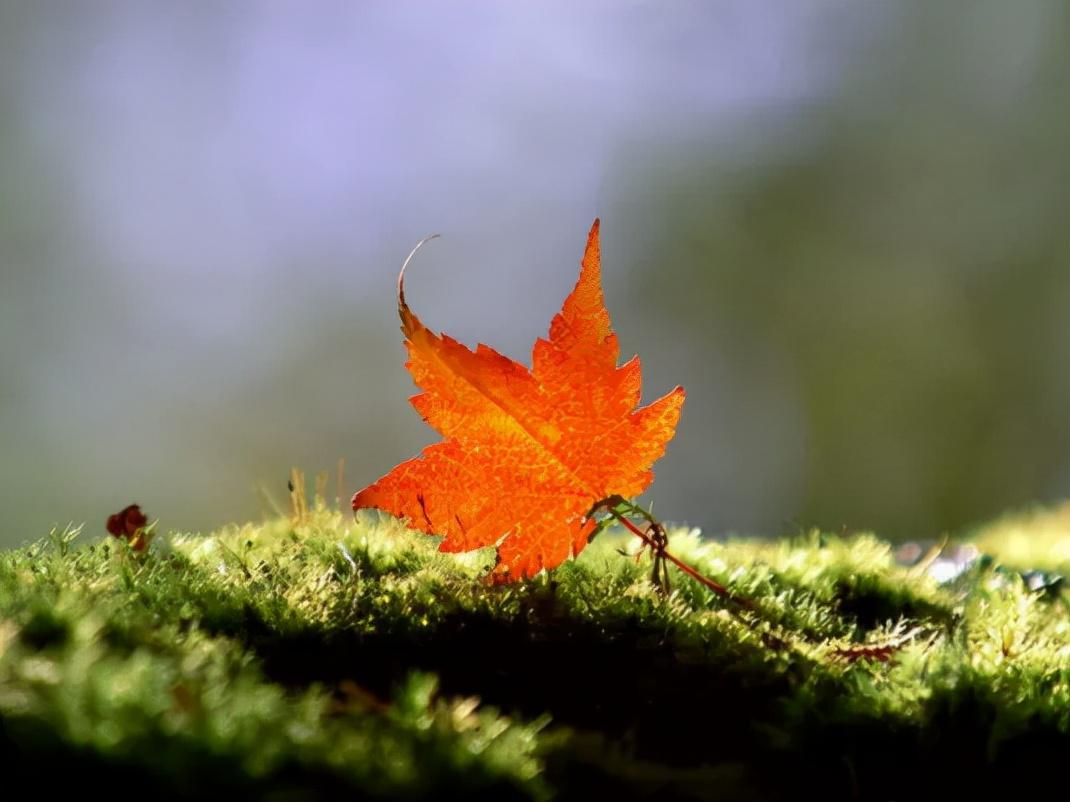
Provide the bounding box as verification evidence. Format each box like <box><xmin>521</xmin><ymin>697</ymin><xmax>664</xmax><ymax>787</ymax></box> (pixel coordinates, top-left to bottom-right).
<box><xmin>352</xmin><ymin>220</ymin><xmax>685</xmax><ymax>582</ymax></box>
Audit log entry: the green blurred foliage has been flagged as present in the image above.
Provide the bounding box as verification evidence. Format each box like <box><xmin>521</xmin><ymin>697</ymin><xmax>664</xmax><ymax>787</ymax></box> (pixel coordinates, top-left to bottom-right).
<box><xmin>625</xmin><ymin>2</ymin><xmax>1070</xmax><ymax>539</ymax></box>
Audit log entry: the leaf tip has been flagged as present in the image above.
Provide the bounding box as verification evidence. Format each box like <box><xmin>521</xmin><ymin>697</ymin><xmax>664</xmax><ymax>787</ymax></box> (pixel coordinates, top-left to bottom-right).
<box><xmin>585</xmin><ymin>219</ymin><xmax>600</xmax><ymax>254</ymax></box>
<box><xmin>397</xmin><ymin>233</ymin><xmax>441</xmax><ymax>332</ymax></box>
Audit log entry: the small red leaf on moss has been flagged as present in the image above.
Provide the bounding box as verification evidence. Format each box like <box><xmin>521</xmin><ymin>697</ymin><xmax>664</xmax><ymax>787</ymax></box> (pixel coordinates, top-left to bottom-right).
<box><xmin>106</xmin><ymin>504</ymin><xmax>150</xmax><ymax>551</ymax></box>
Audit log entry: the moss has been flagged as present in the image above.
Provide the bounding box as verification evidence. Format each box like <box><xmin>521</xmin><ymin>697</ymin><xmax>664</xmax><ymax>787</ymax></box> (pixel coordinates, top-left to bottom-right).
<box><xmin>1</xmin><ymin>506</ymin><xmax>1069</xmax><ymax>799</ymax></box>
<box><xmin>972</xmin><ymin>501</ymin><xmax>1070</xmax><ymax>572</ymax></box>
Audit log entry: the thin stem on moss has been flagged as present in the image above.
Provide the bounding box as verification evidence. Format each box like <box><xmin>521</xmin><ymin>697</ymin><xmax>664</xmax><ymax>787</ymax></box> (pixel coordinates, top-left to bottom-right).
<box><xmin>588</xmin><ymin>496</ymin><xmax>753</xmax><ymax>610</ymax></box>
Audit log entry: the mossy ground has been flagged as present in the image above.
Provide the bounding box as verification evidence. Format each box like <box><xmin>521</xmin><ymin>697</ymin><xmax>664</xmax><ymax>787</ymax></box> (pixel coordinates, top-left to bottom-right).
<box><xmin>2</xmin><ymin>501</ymin><xmax>1070</xmax><ymax>800</ymax></box>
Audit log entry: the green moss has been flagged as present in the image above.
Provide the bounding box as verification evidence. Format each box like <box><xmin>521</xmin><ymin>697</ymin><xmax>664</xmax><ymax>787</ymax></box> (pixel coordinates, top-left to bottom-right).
<box><xmin>1</xmin><ymin>506</ymin><xmax>1069</xmax><ymax>799</ymax></box>
<box><xmin>972</xmin><ymin>501</ymin><xmax>1070</xmax><ymax>572</ymax></box>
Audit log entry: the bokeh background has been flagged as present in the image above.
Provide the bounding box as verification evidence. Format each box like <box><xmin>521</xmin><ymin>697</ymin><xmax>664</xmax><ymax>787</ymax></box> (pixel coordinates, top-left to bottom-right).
<box><xmin>3</xmin><ymin>1</ymin><xmax>1069</xmax><ymax>547</ymax></box>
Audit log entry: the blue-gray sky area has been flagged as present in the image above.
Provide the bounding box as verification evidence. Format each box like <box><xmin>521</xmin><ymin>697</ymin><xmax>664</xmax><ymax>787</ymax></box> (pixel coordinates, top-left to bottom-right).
<box><xmin>2</xmin><ymin>1</ymin><xmax>1067</xmax><ymax>546</ymax></box>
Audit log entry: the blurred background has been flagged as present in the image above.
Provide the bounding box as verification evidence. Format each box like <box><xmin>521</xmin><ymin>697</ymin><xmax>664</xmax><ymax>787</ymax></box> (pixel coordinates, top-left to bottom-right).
<box><xmin>2</xmin><ymin>0</ymin><xmax>1069</xmax><ymax>547</ymax></box>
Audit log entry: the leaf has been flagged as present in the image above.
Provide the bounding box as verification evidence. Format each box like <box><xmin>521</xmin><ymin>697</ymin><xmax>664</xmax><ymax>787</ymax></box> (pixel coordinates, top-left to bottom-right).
<box><xmin>106</xmin><ymin>503</ymin><xmax>151</xmax><ymax>551</ymax></box>
<box><xmin>352</xmin><ymin>220</ymin><xmax>685</xmax><ymax>582</ymax></box>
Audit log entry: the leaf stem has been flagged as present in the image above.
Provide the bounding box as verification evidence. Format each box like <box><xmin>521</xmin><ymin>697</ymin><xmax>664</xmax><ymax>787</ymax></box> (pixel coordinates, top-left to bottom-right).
<box><xmin>592</xmin><ymin>497</ymin><xmax>753</xmax><ymax>610</ymax></box>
